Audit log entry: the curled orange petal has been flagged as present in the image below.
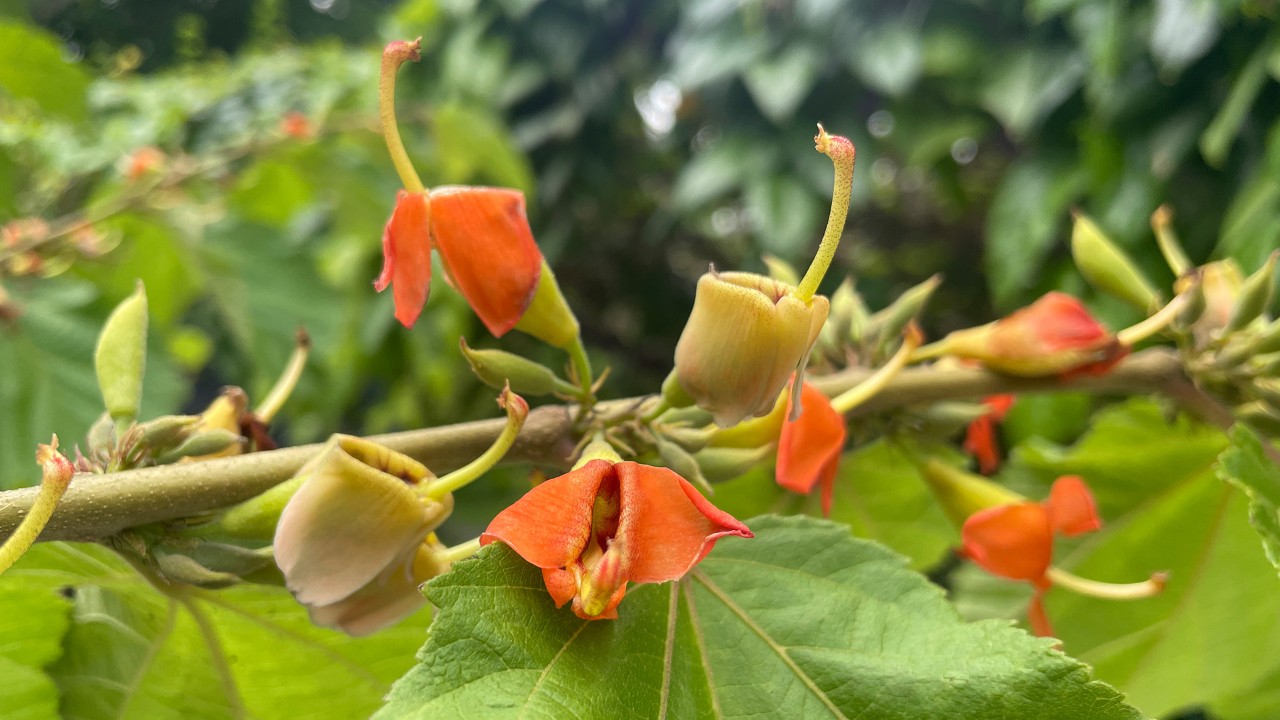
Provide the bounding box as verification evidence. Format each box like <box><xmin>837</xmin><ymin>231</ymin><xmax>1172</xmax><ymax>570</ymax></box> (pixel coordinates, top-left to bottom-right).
<box><xmin>375</xmin><ymin>190</ymin><xmax>433</xmax><ymax>328</ymax></box>
<box><xmin>776</xmin><ymin>382</ymin><xmax>846</xmax><ymax>508</ymax></box>
<box><xmin>480</xmin><ymin>459</ymin><xmax>611</xmax><ymax>569</ymax></box>
<box><xmin>429</xmin><ymin>187</ymin><xmax>542</xmax><ymax>337</ymax></box>
<box><xmin>961</xmin><ymin>502</ymin><xmax>1053</xmax><ymax>582</ymax></box>
<box><xmin>1045</xmin><ymin>475</ymin><xmax>1102</xmax><ymax>537</ymax></box>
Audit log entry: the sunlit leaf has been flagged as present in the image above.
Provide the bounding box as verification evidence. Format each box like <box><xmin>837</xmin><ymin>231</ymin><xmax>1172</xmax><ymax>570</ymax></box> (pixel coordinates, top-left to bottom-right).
<box><xmin>1218</xmin><ymin>426</ymin><xmax>1280</xmax><ymax>577</ymax></box>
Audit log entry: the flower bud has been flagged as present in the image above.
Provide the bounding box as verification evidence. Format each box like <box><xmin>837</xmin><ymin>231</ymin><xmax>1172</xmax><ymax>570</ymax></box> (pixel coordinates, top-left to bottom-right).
<box><xmin>135</xmin><ymin>414</ymin><xmax>201</xmax><ymax>453</ymax></box>
<box><xmin>1226</xmin><ymin>251</ymin><xmax>1277</xmax><ymax>333</ymax></box>
<box><xmin>86</xmin><ymin>412</ymin><xmax>117</xmax><ymax>455</ymax></box>
<box><xmin>512</xmin><ymin>260</ymin><xmax>580</xmax><ymax>348</ymax></box>
<box><xmin>919</xmin><ymin>458</ymin><xmax>1024</xmax><ymax>528</ymax></box>
<box><xmin>656</xmin><ymin>437</ymin><xmax>713</xmax><ymax>495</ymax></box>
<box><xmin>865</xmin><ymin>274</ymin><xmax>940</xmax><ymax>352</ymax></box>
<box><xmin>1180</xmin><ymin>260</ymin><xmax>1243</xmax><ymax>343</ymax></box>
<box><xmin>935</xmin><ymin>292</ymin><xmax>1124</xmax><ymax>378</ymax></box>
<box><xmin>694</xmin><ymin>445</ymin><xmax>772</xmax><ymax>483</ymax></box>
<box><xmin>1071</xmin><ymin>212</ymin><xmax>1160</xmax><ymax>312</ymax></box>
<box><xmin>156</xmin><ymin>429</ymin><xmax>244</xmax><ymax>464</ymax></box>
<box><xmin>95</xmin><ymin>282</ymin><xmax>148</xmax><ymax>426</ymax></box>
<box><xmin>459</xmin><ymin>337</ymin><xmax>575</xmax><ymax>396</ymax></box>
<box><xmin>674</xmin><ymin>270</ymin><xmax>829</xmax><ymax>427</ymax></box>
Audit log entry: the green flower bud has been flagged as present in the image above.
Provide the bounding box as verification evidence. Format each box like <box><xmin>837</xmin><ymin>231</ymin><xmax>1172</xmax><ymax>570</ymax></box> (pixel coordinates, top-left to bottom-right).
<box><xmin>155</xmin><ymin>429</ymin><xmax>244</xmax><ymax>464</ymax></box>
<box><xmin>513</xmin><ymin>260</ymin><xmax>580</xmax><ymax>349</ymax></box>
<box><xmin>656</xmin><ymin>437</ymin><xmax>713</xmax><ymax>495</ymax></box>
<box><xmin>135</xmin><ymin>414</ymin><xmax>200</xmax><ymax>453</ymax></box>
<box><xmin>459</xmin><ymin>337</ymin><xmax>576</xmax><ymax>396</ymax></box>
<box><xmin>866</xmin><ymin>275</ymin><xmax>941</xmax><ymax>352</ymax></box>
<box><xmin>762</xmin><ymin>255</ymin><xmax>800</xmax><ymax>286</ymax></box>
<box><xmin>919</xmin><ymin>458</ymin><xmax>1024</xmax><ymax>529</ymax></box>
<box><xmin>1226</xmin><ymin>252</ymin><xmax>1278</xmax><ymax>333</ymax></box>
<box><xmin>1071</xmin><ymin>212</ymin><xmax>1160</xmax><ymax>312</ymax></box>
<box><xmin>694</xmin><ymin>444</ymin><xmax>772</xmax><ymax>483</ymax></box>
<box><xmin>86</xmin><ymin>412</ymin><xmax>117</xmax><ymax>455</ymax></box>
<box><xmin>94</xmin><ymin>282</ymin><xmax>148</xmax><ymax>426</ymax></box>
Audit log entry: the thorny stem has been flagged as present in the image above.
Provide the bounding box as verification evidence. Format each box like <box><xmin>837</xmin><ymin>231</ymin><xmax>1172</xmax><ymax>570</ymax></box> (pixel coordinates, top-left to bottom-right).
<box><xmin>379</xmin><ymin>39</ymin><xmax>427</xmax><ymax>194</ymax></box>
<box><xmin>795</xmin><ymin>125</ymin><xmax>856</xmax><ymax>302</ymax></box>
<box><xmin>1046</xmin><ymin>567</ymin><xmax>1167</xmax><ymax>600</ymax></box>
<box><xmin>254</xmin><ymin>329</ymin><xmax>311</xmax><ymax>423</ymax></box>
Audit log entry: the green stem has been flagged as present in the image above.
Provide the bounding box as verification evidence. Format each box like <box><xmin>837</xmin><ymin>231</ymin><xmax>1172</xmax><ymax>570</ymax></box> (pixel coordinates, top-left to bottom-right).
<box><xmin>1117</xmin><ymin>292</ymin><xmax>1190</xmax><ymax>347</ymax></box>
<box><xmin>567</xmin><ymin>335</ymin><xmax>595</xmax><ymax>403</ymax></box>
<box><xmin>437</xmin><ymin>538</ymin><xmax>481</xmax><ymax>565</ymax></box>
<box><xmin>379</xmin><ymin>40</ymin><xmax>426</xmax><ymax>194</ymax></box>
<box><xmin>425</xmin><ymin>401</ymin><xmax>526</xmax><ymax>500</ymax></box>
<box><xmin>0</xmin><ymin>475</ymin><xmax>69</xmax><ymax>574</ymax></box>
<box><xmin>254</xmin><ymin>329</ymin><xmax>311</xmax><ymax>423</ymax></box>
<box><xmin>1046</xmin><ymin>567</ymin><xmax>1166</xmax><ymax>600</ymax></box>
<box><xmin>831</xmin><ymin>328</ymin><xmax>921</xmax><ymax>414</ymax></box>
<box><xmin>796</xmin><ymin>125</ymin><xmax>856</xmax><ymax>302</ymax></box>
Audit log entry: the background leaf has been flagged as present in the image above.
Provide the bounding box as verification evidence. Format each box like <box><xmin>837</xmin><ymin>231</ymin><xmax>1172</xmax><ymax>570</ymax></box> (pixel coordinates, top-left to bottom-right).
<box><xmin>2</xmin><ymin>542</ymin><xmax>431</xmax><ymax>720</ymax></box>
<box><xmin>1217</xmin><ymin>426</ymin><xmax>1280</xmax><ymax>577</ymax></box>
<box><xmin>379</xmin><ymin>515</ymin><xmax>1143</xmax><ymax>720</ymax></box>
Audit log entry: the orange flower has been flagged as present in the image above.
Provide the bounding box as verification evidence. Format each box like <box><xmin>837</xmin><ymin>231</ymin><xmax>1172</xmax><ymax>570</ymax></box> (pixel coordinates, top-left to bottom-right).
<box><xmin>961</xmin><ymin>475</ymin><xmax>1113</xmax><ymax>636</ymax></box>
<box><xmin>481</xmin><ymin>459</ymin><xmax>753</xmax><ymax>620</ymax></box>
<box><xmin>374</xmin><ymin>187</ymin><xmax>542</xmax><ymax>332</ymax></box>
<box><xmin>776</xmin><ymin>381</ymin><xmax>846</xmax><ymax>515</ymax></box>
<box><xmin>123</xmin><ymin>146</ymin><xmax>165</xmax><ymax>182</ymax></box>
<box><xmin>964</xmin><ymin>394</ymin><xmax>1016</xmax><ymax>474</ymax></box>
<box><xmin>281</xmin><ymin>111</ymin><xmax>313</xmax><ymax>139</ymax></box>
<box><xmin>937</xmin><ymin>292</ymin><xmax>1126</xmax><ymax>378</ymax></box>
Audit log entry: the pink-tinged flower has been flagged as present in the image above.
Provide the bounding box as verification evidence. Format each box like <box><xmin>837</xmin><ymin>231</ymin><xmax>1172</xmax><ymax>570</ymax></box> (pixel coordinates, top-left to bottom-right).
<box><xmin>964</xmin><ymin>394</ymin><xmax>1016</xmax><ymax>474</ymax></box>
<box><xmin>776</xmin><ymin>381</ymin><xmax>846</xmax><ymax>515</ymax></box>
<box><xmin>937</xmin><ymin>292</ymin><xmax>1127</xmax><ymax>378</ymax></box>
<box><xmin>481</xmin><ymin>459</ymin><xmax>753</xmax><ymax>620</ymax></box>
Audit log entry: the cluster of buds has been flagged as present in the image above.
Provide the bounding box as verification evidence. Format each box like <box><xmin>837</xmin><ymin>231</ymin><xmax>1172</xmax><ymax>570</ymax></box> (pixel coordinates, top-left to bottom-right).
<box><xmin>921</xmin><ymin>459</ymin><xmax>1166</xmax><ymax>637</ymax></box>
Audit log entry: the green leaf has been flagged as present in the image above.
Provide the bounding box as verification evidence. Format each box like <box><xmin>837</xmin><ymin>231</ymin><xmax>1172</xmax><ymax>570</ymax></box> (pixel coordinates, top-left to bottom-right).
<box><xmin>0</xmin><ymin>21</ymin><xmax>89</xmax><ymax>122</ymax></box>
<box><xmin>713</xmin><ymin>441</ymin><xmax>957</xmax><ymax>570</ymax></box>
<box><xmin>980</xmin><ymin>46</ymin><xmax>1084</xmax><ymax>139</ymax></box>
<box><xmin>1216</xmin><ymin>167</ymin><xmax>1280</xmax><ymax>271</ymax></box>
<box><xmin>1200</xmin><ymin>40</ymin><xmax>1271</xmax><ymax>167</ymax></box>
<box><xmin>744</xmin><ymin>173</ymin><xmax>821</xmax><ymax>257</ymax></box>
<box><xmin>0</xmin><ymin>583</ymin><xmax>72</xmax><ymax>719</ymax></box>
<box><xmin>5</xmin><ymin>542</ymin><xmax>430</xmax><ymax>720</ymax></box>
<box><xmin>1218</xmin><ymin>426</ymin><xmax>1280</xmax><ymax>576</ymax></box>
<box><xmin>846</xmin><ymin>21</ymin><xmax>924</xmax><ymax>97</ymax></box>
<box><xmin>983</xmin><ymin>154</ymin><xmax>1086</xmax><ymax>307</ymax></box>
<box><xmin>744</xmin><ymin>44</ymin><xmax>821</xmax><ymax>123</ymax></box>
<box><xmin>958</xmin><ymin>400</ymin><xmax>1280</xmax><ymax>718</ymax></box>
<box><xmin>379</xmin><ymin>515</ymin><xmax>1143</xmax><ymax>719</ymax></box>
<box><xmin>432</xmin><ymin>102</ymin><xmax>535</xmax><ymax>194</ymax></box>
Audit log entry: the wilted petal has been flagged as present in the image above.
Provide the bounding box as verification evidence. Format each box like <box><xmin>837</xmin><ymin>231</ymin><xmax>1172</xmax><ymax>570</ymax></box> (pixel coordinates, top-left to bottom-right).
<box><xmin>615</xmin><ymin>462</ymin><xmax>753</xmax><ymax>583</ymax></box>
<box><xmin>1046</xmin><ymin>475</ymin><xmax>1102</xmax><ymax>537</ymax></box>
<box><xmin>961</xmin><ymin>502</ymin><xmax>1053</xmax><ymax>582</ymax></box>
<box><xmin>776</xmin><ymin>382</ymin><xmax>846</xmax><ymax>508</ymax></box>
<box><xmin>480</xmin><ymin>459</ymin><xmax>610</xmax><ymax>569</ymax></box>
<box><xmin>375</xmin><ymin>190</ymin><xmax>433</xmax><ymax>328</ymax></box>
<box><xmin>274</xmin><ymin>436</ymin><xmax>437</xmax><ymax>607</ymax></box>
<box><xmin>429</xmin><ymin>187</ymin><xmax>543</xmax><ymax>337</ymax></box>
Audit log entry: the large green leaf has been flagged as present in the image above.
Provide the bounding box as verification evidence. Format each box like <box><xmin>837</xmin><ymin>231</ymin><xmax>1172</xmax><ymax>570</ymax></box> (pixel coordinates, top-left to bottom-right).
<box><xmin>3</xmin><ymin>542</ymin><xmax>430</xmax><ymax>719</ymax></box>
<box><xmin>0</xmin><ymin>583</ymin><xmax>71</xmax><ymax>720</ymax></box>
<box><xmin>378</xmin><ymin>515</ymin><xmax>1143</xmax><ymax>719</ymax></box>
<box><xmin>0</xmin><ymin>21</ymin><xmax>89</xmax><ymax>122</ymax></box>
<box><xmin>956</xmin><ymin>400</ymin><xmax>1280</xmax><ymax>719</ymax></box>
<box><xmin>713</xmin><ymin>441</ymin><xmax>957</xmax><ymax>570</ymax></box>
<box><xmin>1218</xmin><ymin>426</ymin><xmax>1280</xmax><ymax>576</ymax></box>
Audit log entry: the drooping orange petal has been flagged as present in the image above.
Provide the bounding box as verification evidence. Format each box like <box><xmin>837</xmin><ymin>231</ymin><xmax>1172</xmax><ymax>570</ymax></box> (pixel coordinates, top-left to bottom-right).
<box><xmin>1025</xmin><ymin>292</ymin><xmax>1111</xmax><ymax>352</ymax></box>
<box><xmin>1045</xmin><ymin>475</ymin><xmax>1102</xmax><ymax>537</ymax></box>
<box><xmin>374</xmin><ymin>190</ymin><xmax>433</xmax><ymax>328</ymax></box>
<box><xmin>964</xmin><ymin>416</ymin><xmax>1001</xmax><ymax>475</ymax></box>
<box><xmin>614</xmin><ymin>462</ymin><xmax>753</xmax><ymax>584</ymax></box>
<box><xmin>985</xmin><ymin>394</ymin><xmax>1016</xmax><ymax>421</ymax></box>
<box><xmin>428</xmin><ymin>187</ymin><xmax>543</xmax><ymax>337</ymax></box>
<box><xmin>1027</xmin><ymin>588</ymin><xmax>1055</xmax><ymax>638</ymax></box>
<box><xmin>480</xmin><ymin>459</ymin><xmax>612</xmax><ymax>569</ymax></box>
<box><xmin>961</xmin><ymin>502</ymin><xmax>1053</xmax><ymax>582</ymax></box>
<box><xmin>776</xmin><ymin>382</ymin><xmax>846</xmax><ymax>499</ymax></box>
<box><xmin>817</xmin><ymin>455</ymin><xmax>840</xmax><ymax>517</ymax></box>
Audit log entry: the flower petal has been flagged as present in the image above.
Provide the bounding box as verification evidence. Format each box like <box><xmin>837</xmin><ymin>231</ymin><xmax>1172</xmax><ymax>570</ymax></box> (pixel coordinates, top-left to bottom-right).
<box><xmin>615</xmin><ymin>462</ymin><xmax>753</xmax><ymax>583</ymax></box>
<box><xmin>776</xmin><ymin>381</ymin><xmax>846</xmax><ymax>500</ymax></box>
<box><xmin>963</xmin><ymin>416</ymin><xmax>1001</xmax><ymax>475</ymax></box>
<box><xmin>375</xmin><ymin>190</ymin><xmax>433</xmax><ymax>328</ymax></box>
<box><xmin>541</xmin><ymin>567</ymin><xmax>578</xmax><ymax>608</ymax></box>
<box><xmin>481</xmin><ymin>459</ymin><xmax>611</xmax><ymax>569</ymax></box>
<box><xmin>274</xmin><ymin>440</ymin><xmax>434</xmax><ymax>606</ymax></box>
<box><xmin>1027</xmin><ymin>587</ymin><xmax>1054</xmax><ymax>638</ymax></box>
<box><xmin>429</xmin><ymin>187</ymin><xmax>542</xmax><ymax>337</ymax></box>
<box><xmin>307</xmin><ymin>543</ymin><xmax>441</xmax><ymax>636</ymax></box>
<box><xmin>961</xmin><ymin>502</ymin><xmax>1053</xmax><ymax>582</ymax></box>
<box><xmin>1046</xmin><ymin>475</ymin><xmax>1102</xmax><ymax>537</ymax></box>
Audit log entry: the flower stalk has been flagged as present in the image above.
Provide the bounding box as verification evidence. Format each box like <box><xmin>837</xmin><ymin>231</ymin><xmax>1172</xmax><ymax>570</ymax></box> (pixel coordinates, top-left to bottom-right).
<box><xmin>379</xmin><ymin>38</ymin><xmax>426</xmax><ymax>194</ymax></box>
